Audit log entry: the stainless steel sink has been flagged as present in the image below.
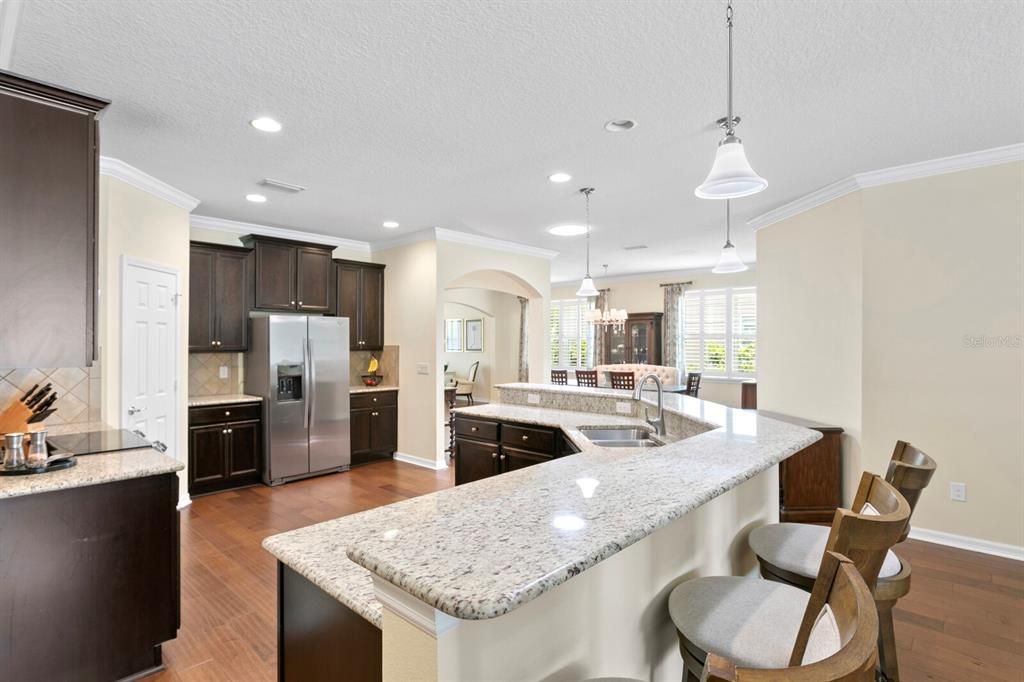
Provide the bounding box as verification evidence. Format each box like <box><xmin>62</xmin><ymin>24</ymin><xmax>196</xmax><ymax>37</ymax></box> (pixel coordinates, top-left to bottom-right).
<box><xmin>578</xmin><ymin>426</ymin><xmax>664</xmax><ymax>448</ymax></box>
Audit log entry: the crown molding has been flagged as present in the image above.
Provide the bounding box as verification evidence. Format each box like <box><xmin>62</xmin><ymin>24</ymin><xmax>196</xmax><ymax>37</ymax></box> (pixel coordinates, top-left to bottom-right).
<box><xmin>190</xmin><ymin>214</ymin><xmax>372</xmax><ymax>253</ymax></box>
<box><xmin>370</xmin><ymin>227</ymin><xmax>438</xmax><ymax>252</ymax></box>
<box><xmin>100</xmin><ymin>156</ymin><xmax>201</xmax><ymax>211</ymax></box>
<box><xmin>433</xmin><ymin>227</ymin><xmax>559</xmax><ymax>260</ymax></box>
<box><xmin>0</xmin><ymin>0</ymin><xmax>22</xmax><ymax>70</ymax></box>
<box><xmin>748</xmin><ymin>143</ymin><xmax>1024</xmax><ymax>231</ymax></box>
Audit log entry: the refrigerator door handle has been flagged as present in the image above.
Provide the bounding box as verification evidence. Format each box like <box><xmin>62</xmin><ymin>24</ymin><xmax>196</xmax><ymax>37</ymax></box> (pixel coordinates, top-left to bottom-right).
<box><xmin>302</xmin><ymin>337</ymin><xmax>310</xmax><ymax>429</ymax></box>
<box><xmin>308</xmin><ymin>337</ymin><xmax>317</xmax><ymax>428</ymax></box>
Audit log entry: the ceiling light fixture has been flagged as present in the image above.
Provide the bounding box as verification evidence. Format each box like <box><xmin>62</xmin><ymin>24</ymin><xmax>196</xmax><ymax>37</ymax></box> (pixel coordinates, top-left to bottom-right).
<box><xmin>548</xmin><ymin>224</ymin><xmax>588</xmax><ymax>237</ymax></box>
<box><xmin>382</xmin><ymin>221</ymin><xmax>399</xmax><ymax>229</ymax></box>
<box><xmin>548</xmin><ymin>172</ymin><xmax>572</xmax><ymax>183</ymax></box>
<box><xmin>575</xmin><ymin>188</ymin><xmax>599</xmax><ymax>298</ymax></box>
<box><xmin>604</xmin><ymin>119</ymin><xmax>637</xmax><ymax>132</ymax></box>
<box><xmin>246</xmin><ymin>193</ymin><xmax>267</xmax><ymax>203</ymax></box>
<box><xmin>586</xmin><ymin>265</ymin><xmax>627</xmax><ymax>330</ymax></box>
<box><xmin>250</xmin><ymin>117</ymin><xmax>282</xmax><ymax>133</ymax></box>
<box><xmin>695</xmin><ymin>1</ymin><xmax>767</xmax><ymax>199</ymax></box>
<box><xmin>712</xmin><ymin>200</ymin><xmax>749</xmax><ymax>273</ymax></box>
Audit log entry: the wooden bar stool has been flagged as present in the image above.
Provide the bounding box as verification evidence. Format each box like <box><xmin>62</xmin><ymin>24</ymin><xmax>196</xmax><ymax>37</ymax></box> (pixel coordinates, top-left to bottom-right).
<box><xmin>749</xmin><ymin>441</ymin><xmax>936</xmax><ymax>681</ymax></box>
<box><xmin>575</xmin><ymin>369</ymin><xmax>599</xmax><ymax>387</ymax></box>
<box><xmin>609</xmin><ymin>371</ymin><xmax>635</xmax><ymax>390</ymax></box>
<box><xmin>551</xmin><ymin>369</ymin><xmax>568</xmax><ymax>385</ymax></box>
<box><xmin>669</xmin><ymin>473</ymin><xmax>909</xmax><ymax>682</ymax></box>
<box><xmin>701</xmin><ymin>552</ymin><xmax>879</xmax><ymax>681</ymax></box>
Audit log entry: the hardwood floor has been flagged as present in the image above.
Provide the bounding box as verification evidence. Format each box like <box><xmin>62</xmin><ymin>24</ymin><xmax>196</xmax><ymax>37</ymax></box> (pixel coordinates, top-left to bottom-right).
<box><xmin>152</xmin><ymin>462</ymin><xmax>1023</xmax><ymax>681</ymax></box>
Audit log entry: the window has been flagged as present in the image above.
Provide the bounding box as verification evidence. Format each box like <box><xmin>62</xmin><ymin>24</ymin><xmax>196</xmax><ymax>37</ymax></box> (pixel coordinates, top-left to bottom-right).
<box><xmin>682</xmin><ymin>287</ymin><xmax>757</xmax><ymax>379</ymax></box>
<box><xmin>549</xmin><ymin>299</ymin><xmax>594</xmax><ymax>368</ymax></box>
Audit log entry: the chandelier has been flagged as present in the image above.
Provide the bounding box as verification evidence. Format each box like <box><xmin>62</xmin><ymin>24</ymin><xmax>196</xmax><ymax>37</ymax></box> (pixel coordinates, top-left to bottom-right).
<box><xmin>585</xmin><ymin>306</ymin><xmax>627</xmax><ymax>330</ymax></box>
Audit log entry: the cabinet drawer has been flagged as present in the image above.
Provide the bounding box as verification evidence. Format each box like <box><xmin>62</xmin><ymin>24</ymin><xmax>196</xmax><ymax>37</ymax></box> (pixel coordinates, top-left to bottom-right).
<box><xmin>189</xmin><ymin>403</ymin><xmax>261</xmax><ymax>427</ymax></box>
<box><xmin>501</xmin><ymin>424</ymin><xmax>556</xmax><ymax>454</ymax></box>
<box><xmin>453</xmin><ymin>416</ymin><xmax>499</xmax><ymax>442</ymax></box>
<box><xmin>351</xmin><ymin>390</ymin><xmax>398</xmax><ymax>410</ymax></box>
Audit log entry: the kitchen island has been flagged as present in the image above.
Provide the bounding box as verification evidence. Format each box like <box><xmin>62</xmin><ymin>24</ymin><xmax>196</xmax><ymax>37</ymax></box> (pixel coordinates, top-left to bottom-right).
<box><xmin>264</xmin><ymin>383</ymin><xmax>820</xmax><ymax>681</ymax></box>
<box><xmin>0</xmin><ymin>422</ymin><xmax>183</xmax><ymax>681</ymax></box>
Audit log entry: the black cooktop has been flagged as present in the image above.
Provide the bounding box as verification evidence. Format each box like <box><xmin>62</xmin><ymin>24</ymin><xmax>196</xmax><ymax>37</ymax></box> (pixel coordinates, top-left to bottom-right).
<box><xmin>48</xmin><ymin>429</ymin><xmax>152</xmax><ymax>456</ymax></box>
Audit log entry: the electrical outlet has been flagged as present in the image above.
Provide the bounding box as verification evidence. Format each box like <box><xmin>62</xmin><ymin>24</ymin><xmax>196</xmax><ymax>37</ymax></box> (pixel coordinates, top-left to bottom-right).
<box><xmin>527</xmin><ymin>393</ymin><xmax>540</xmax><ymax>405</ymax></box>
<box><xmin>416</xmin><ymin>362</ymin><xmax>429</xmax><ymax>375</ymax></box>
<box><xmin>615</xmin><ymin>401</ymin><xmax>632</xmax><ymax>414</ymax></box>
<box><xmin>219</xmin><ymin>366</ymin><xmax>229</xmax><ymax>379</ymax></box>
<box><xmin>950</xmin><ymin>482</ymin><xmax>967</xmax><ymax>502</ymax></box>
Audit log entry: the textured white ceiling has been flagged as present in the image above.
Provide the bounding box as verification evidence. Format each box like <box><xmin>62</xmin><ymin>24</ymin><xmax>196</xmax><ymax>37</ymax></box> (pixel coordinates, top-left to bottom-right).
<box><xmin>11</xmin><ymin>0</ymin><xmax>1024</xmax><ymax>281</ymax></box>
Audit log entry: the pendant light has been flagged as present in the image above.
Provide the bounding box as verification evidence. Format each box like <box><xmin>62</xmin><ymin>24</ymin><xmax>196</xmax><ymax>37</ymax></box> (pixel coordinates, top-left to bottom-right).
<box><xmin>695</xmin><ymin>1</ymin><xmax>767</xmax><ymax>200</ymax></box>
<box><xmin>712</xmin><ymin>200</ymin><xmax>748</xmax><ymax>273</ymax></box>
<box><xmin>575</xmin><ymin>187</ymin><xmax>599</xmax><ymax>297</ymax></box>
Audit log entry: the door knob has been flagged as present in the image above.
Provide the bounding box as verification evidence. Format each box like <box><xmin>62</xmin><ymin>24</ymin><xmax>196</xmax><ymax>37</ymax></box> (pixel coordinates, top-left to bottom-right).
<box><xmin>127</xmin><ymin>406</ymin><xmax>143</xmax><ymax>415</ymax></box>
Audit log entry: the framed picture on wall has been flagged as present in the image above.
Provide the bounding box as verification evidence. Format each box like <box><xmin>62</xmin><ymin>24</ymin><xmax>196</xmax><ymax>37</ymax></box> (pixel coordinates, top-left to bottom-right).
<box><xmin>445</xmin><ymin>318</ymin><xmax>463</xmax><ymax>352</ymax></box>
<box><xmin>465</xmin><ymin>319</ymin><xmax>484</xmax><ymax>352</ymax></box>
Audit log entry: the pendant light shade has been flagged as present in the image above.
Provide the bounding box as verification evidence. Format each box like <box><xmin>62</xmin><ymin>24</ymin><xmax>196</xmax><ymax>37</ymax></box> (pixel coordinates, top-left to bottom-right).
<box><xmin>695</xmin><ymin>135</ymin><xmax>767</xmax><ymax>199</ymax></box>
<box><xmin>576</xmin><ymin>276</ymin><xmax>599</xmax><ymax>298</ymax></box>
<box><xmin>712</xmin><ymin>199</ymin><xmax>748</xmax><ymax>274</ymax></box>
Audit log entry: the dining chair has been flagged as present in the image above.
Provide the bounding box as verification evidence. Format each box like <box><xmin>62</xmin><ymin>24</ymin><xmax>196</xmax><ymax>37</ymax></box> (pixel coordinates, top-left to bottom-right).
<box><xmin>575</xmin><ymin>369</ymin><xmax>599</xmax><ymax>387</ymax></box>
<box><xmin>609</xmin><ymin>371</ymin><xmax>635</xmax><ymax>390</ymax></box>
<box><xmin>454</xmin><ymin>361</ymin><xmax>479</xmax><ymax>405</ymax></box>
<box><xmin>551</xmin><ymin>369</ymin><xmax>568</xmax><ymax>385</ymax></box>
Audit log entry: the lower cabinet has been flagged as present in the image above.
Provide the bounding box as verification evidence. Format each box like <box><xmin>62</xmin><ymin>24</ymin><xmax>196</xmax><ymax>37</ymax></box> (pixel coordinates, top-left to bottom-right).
<box><xmin>758</xmin><ymin>410</ymin><xmax>843</xmax><ymax>523</ymax></box>
<box><xmin>453</xmin><ymin>416</ymin><xmax>576</xmax><ymax>486</ymax></box>
<box><xmin>188</xmin><ymin>402</ymin><xmax>263</xmax><ymax>495</ymax></box>
<box><xmin>351</xmin><ymin>390</ymin><xmax>399</xmax><ymax>466</ymax></box>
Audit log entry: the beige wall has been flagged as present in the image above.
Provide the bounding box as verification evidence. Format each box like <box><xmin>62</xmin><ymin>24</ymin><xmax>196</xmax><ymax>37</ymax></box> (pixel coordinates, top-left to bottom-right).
<box><xmin>758</xmin><ymin>161</ymin><xmax>1023</xmax><ymax>548</ymax></box>
<box><xmin>443</xmin><ymin>289</ymin><xmax>522</xmax><ymax>401</ymax></box>
<box><xmin>552</xmin><ymin>269</ymin><xmax>757</xmax><ymax>407</ymax></box>
<box><xmin>98</xmin><ymin>175</ymin><xmax>192</xmax><ymax>503</ymax></box>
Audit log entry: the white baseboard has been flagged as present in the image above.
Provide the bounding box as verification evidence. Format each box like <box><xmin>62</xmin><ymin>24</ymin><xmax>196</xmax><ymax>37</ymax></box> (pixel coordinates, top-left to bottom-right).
<box><xmin>908</xmin><ymin>526</ymin><xmax>1023</xmax><ymax>562</ymax></box>
<box><xmin>394</xmin><ymin>451</ymin><xmax>449</xmax><ymax>470</ymax></box>
<box><xmin>177</xmin><ymin>494</ymin><xmax>192</xmax><ymax>510</ymax></box>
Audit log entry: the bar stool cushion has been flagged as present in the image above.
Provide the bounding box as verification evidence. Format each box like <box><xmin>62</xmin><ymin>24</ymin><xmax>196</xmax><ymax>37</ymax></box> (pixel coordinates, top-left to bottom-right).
<box><xmin>668</xmin><ymin>577</ymin><xmax>840</xmax><ymax>669</ymax></box>
<box><xmin>749</xmin><ymin>523</ymin><xmax>902</xmax><ymax>580</ymax></box>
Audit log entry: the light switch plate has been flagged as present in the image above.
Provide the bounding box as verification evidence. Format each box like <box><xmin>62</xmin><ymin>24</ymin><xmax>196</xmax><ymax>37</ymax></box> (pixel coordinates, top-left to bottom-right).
<box><xmin>950</xmin><ymin>482</ymin><xmax>966</xmax><ymax>502</ymax></box>
<box><xmin>416</xmin><ymin>362</ymin><xmax>429</xmax><ymax>375</ymax></box>
<box><xmin>615</xmin><ymin>401</ymin><xmax>632</xmax><ymax>414</ymax></box>
<box><xmin>219</xmin><ymin>366</ymin><xmax>229</xmax><ymax>379</ymax></box>
<box><xmin>527</xmin><ymin>393</ymin><xmax>540</xmax><ymax>404</ymax></box>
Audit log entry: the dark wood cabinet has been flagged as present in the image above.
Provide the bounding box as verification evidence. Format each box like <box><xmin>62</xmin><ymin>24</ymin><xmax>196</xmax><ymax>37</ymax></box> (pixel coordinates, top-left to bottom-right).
<box><xmin>189</xmin><ymin>242</ymin><xmax>251</xmax><ymax>352</ymax></box>
<box><xmin>0</xmin><ymin>71</ymin><xmax>108</xmax><ymax>368</ymax></box>
<box><xmin>350</xmin><ymin>390</ymin><xmax>399</xmax><ymax>466</ymax></box>
<box><xmin>453</xmin><ymin>416</ymin><xmax>574</xmax><ymax>485</ymax></box>
<box><xmin>334</xmin><ymin>260</ymin><xmax>386</xmax><ymax>350</ymax></box>
<box><xmin>600</xmin><ymin>312</ymin><xmax>663</xmax><ymax>365</ymax></box>
<box><xmin>244</xmin><ymin>235</ymin><xmax>334</xmax><ymax>313</ymax></box>
<box><xmin>188</xmin><ymin>402</ymin><xmax>263</xmax><ymax>495</ymax></box>
<box><xmin>759</xmin><ymin>410</ymin><xmax>843</xmax><ymax>523</ymax></box>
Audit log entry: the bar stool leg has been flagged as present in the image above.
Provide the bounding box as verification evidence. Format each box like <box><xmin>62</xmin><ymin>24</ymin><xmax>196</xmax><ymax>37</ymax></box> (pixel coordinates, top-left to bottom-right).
<box><xmin>876</xmin><ymin>598</ymin><xmax>900</xmax><ymax>681</ymax></box>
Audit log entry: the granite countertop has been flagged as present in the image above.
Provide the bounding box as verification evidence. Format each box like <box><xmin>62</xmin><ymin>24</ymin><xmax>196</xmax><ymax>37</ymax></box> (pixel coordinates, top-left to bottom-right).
<box><xmin>188</xmin><ymin>394</ymin><xmax>262</xmax><ymax>407</ymax></box>
<box><xmin>349</xmin><ymin>385</ymin><xmax>399</xmax><ymax>394</ymax></box>
<box><xmin>264</xmin><ymin>386</ymin><xmax>820</xmax><ymax>624</ymax></box>
<box><xmin>0</xmin><ymin>421</ymin><xmax>183</xmax><ymax>500</ymax></box>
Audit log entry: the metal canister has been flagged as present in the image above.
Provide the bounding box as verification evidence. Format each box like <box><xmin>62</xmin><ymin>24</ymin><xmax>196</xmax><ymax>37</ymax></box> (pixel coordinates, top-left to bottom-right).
<box><xmin>3</xmin><ymin>432</ymin><xmax>26</xmax><ymax>469</ymax></box>
<box><xmin>26</xmin><ymin>430</ymin><xmax>48</xmax><ymax>467</ymax></box>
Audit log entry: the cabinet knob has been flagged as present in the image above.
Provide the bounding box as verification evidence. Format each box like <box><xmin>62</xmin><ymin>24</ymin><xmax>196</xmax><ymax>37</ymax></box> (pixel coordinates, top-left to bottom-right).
<box><xmin>222</xmin><ymin>429</ymin><xmax>227</xmax><ymax>434</ymax></box>
<box><xmin>299</xmin><ymin>301</ymin><xmax>303</xmax><ymax>305</ymax></box>
<box><xmin>500</xmin><ymin>454</ymin><xmax>506</xmax><ymax>461</ymax></box>
<box><xmin>471</xmin><ymin>426</ymin><xmax>478</xmax><ymax>432</ymax></box>
<box><xmin>491</xmin><ymin>452</ymin><xmax>498</xmax><ymax>459</ymax></box>
<box><xmin>521</xmin><ymin>434</ymin><xmax>529</xmax><ymax>441</ymax></box>
<box><xmin>372</xmin><ymin>397</ymin><xmax>377</xmax><ymax>402</ymax></box>
<box><xmin>290</xmin><ymin>300</ymin><xmax>295</xmax><ymax>305</ymax></box>
<box><xmin>371</xmin><ymin>411</ymin><xmax>378</xmax><ymax>416</ymax></box>
<box><xmin>227</xmin><ymin>428</ymin><xmax>233</xmax><ymax>433</ymax></box>
<box><xmin>225</xmin><ymin>410</ymin><xmax>230</xmax><ymax>416</ymax></box>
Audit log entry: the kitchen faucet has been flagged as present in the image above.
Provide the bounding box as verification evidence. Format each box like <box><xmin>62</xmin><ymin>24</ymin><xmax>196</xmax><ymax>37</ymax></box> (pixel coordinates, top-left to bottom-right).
<box><xmin>632</xmin><ymin>373</ymin><xmax>666</xmax><ymax>436</ymax></box>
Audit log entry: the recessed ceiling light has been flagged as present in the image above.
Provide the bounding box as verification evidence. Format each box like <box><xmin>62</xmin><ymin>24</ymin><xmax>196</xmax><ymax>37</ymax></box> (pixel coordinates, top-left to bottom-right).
<box><xmin>623</xmin><ymin>244</ymin><xmax>648</xmax><ymax>250</ymax></box>
<box><xmin>604</xmin><ymin>118</ymin><xmax>637</xmax><ymax>132</ymax></box>
<box><xmin>382</xmin><ymin>221</ymin><xmax>400</xmax><ymax>229</ymax></box>
<box><xmin>548</xmin><ymin>172</ymin><xmax>572</xmax><ymax>183</ymax></box>
<box><xmin>548</xmin><ymin>224</ymin><xmax>588</xmax><ymax>237</ymax></box>
<box><xmin>250</xmin><ymin>117</ymin><xmax>282</xmax><ymax>133</ymax></box>
<box><xmin>246</xmin><ymin>193</ymin><xmax>267</xmax><ymax>203</ymax></box>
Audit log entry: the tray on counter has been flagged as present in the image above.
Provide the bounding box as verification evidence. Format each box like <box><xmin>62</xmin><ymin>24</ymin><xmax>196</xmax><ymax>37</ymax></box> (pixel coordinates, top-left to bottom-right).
<box><xmin>0</xmin><ymin>457</ymin><xmax>77</xmax><ymax>476</ymax></box>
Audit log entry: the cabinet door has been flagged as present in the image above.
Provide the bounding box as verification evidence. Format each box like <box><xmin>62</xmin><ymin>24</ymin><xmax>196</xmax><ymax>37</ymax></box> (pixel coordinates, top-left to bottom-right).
<box><xmin>628</xmin><ymin>321</ymin><xmax>650</xmax><ymax>364</ymax></box>
<box><xmin>369</xmin><ymin>405</ymin><xmax>397</xmax><ymax>453</ymax></box>
<box><xmin>188</xmin><ymin>424</ymin><xmax>227</xmax><ymax>489</ymax></box>
<box><xmin>296</xmin><ymin>248</ymin><xmax>332</xmax><ymax>312</ymax></box>
<box><xmin>225</xmin><ymin>419</ymin><xmax>261</xmax><ymax>479</ymax></box>
<box><xmin>500</xmin><ymin>446</ymin><xmax>551</xmax><ymax>473</ymax></box>
<box><xmin>454</xmin><ymin>438</ymin><xmax>499</xmax><ymax>485</ymax></box>
<box><xmin>351</xmin><ymin>408</ymin><xmax>372</xmax><ymax>453</ymax></box>
<box><xmin>254</xmin><ymin>242</ymin><xmax>297</xmax><ymax>310</ymax></box>
<box><xmin>360</xmin><ymin>266</ymin><xmax>385</xmax><ymax>350</ymax></box>
<box><xmin>215</xmin><ymin>251</ymin><xmax>250</xmax><ymax>351</ymax></box>
<box><xmin>607</xmin><ymin>326</ymin><xmax>627</xmax><ymax>364</ymax></box>
<box><xmin>336</xmin><ymin>264</ymin><xmax>361</xmax><ymax>348</ymax></box>
<box><xmin>188</xmin><ymin>247</ymin><xmax>216</xmax><ymax>351</ymax></box>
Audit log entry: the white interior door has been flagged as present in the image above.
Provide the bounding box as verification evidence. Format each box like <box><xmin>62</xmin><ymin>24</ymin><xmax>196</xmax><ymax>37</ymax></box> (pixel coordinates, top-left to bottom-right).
<box><xmin>122</xmin><ymin>258</ymin><xmax>179</xmax><ymax>458</ymax></box>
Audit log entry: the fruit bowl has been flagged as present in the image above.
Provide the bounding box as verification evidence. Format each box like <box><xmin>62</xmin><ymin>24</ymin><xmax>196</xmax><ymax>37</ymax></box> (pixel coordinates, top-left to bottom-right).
<box><xmin>361</xmin><ymin>374</ymin><xmax>383</xmax><ymax>387</ymax></box>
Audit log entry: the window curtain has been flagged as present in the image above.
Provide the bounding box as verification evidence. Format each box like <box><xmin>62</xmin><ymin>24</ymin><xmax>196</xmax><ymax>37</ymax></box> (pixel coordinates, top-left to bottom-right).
<box><xmin>517</xmin><ymin>296</ymin><xmax>529</xmax><ymax>381</ymax></box>
<box><xmin>593</xmin><ymin>288</ymin><xmax>608</xmax><ymax>366</ymax></box>
<box><xmin>662</xmin><ymin>283</ymin><xmax>688</xmax><ymax>372</ymax></box>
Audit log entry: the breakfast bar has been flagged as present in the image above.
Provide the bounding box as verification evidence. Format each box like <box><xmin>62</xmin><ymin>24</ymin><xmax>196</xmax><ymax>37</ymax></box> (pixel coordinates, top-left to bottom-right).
<box><xmin>263</xmin><ymin>384</ymin><xmax>820</xmax><ymax>681</ymax></box>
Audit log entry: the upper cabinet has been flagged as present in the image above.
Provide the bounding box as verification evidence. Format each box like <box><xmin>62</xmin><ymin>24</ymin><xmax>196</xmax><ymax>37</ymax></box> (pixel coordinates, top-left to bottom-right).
<box><xmin>242</xmin><ymin>235</ymin><xmax>333</xmax><ymax>313</ymax></box>
<box><xmin>0</xmin><ymin>70</ymin><xmax>109</xmax><ymax>368</ymax></box>
<box><xmin>335</xmin><ymin>260</ymin><xmax>385</xmax><ymax>350</ymax></box>
<box><xmin>189</xmin><ymin>242</ymin><xmax>251</xmax><ymax>352</ymax></box>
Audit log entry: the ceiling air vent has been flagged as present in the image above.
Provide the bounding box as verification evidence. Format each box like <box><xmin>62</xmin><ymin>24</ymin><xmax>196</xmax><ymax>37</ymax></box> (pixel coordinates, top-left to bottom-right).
<box><xmin>624</xmin><ymin>244</ymin><xmax>648</xmax><ymax>251</ymax></box>
<box><xmin>259</xmin><ymin>178</ymin><xmax>307</xmax><ymax>194</ymax></box>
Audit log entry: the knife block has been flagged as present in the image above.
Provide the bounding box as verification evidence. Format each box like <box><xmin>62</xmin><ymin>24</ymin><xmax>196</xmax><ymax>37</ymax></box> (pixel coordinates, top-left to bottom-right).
<box><xmin>0</xmin><ymin>399</ymin><xmax>33</xmax><ymax>435</ymax></box>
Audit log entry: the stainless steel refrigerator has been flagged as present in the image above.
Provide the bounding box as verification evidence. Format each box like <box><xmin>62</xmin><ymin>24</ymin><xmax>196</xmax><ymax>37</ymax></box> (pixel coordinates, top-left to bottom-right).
<box><xmin>245</xmin><ymin>315</ymin><xmax>350</xmax><ymax>485</ymax></box>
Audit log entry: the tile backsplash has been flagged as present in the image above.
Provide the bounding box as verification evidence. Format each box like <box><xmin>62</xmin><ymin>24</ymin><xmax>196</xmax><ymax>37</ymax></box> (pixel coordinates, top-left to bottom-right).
<box><xmin>0</xmin><ymin>362</ymin><xmax>101</xmax><ymax>426</ymax></box>
<box><xmin>188</xmin><ymin>353</ymin><xmax>244</xmax><ymax>396</ymax></box>
<box><xmin>350</xmin><ymin>345</ymin><xmax>399</xmax><ymax>387</ymax></box>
